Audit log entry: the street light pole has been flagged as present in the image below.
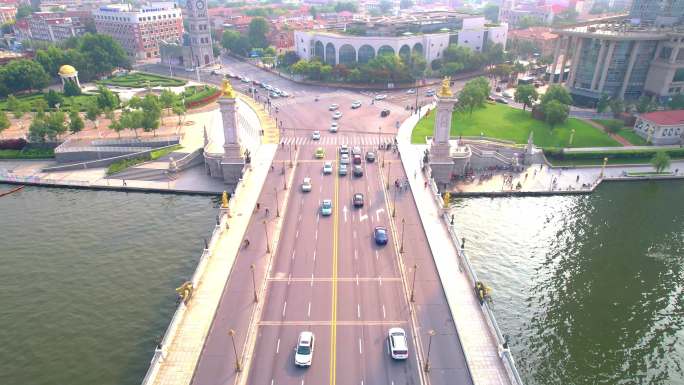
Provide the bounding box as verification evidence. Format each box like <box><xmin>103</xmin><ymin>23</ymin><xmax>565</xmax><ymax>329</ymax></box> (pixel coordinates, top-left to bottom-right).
<box><xmin>424</xmin><ymin>329</ymin><xmax>436</xmax><ymax>372</ymax></box>
<box><xmin>410</xmin><ymin>264</ymin><xmax>418</xmax><ymax>302</ymax></box>
<box><xmin>400</xmin><ymin>218</ymin><xmax>406</xmax><ymax>253</ymax></box>
<box><xmin>273</xmin><ymin>187</ymin><xmax>280</xmax><ymax>217</ymax></box>
<box><xmin>250</xmin><ymin>264</ymin><xmax>258</xmax><ymax>302</ymax></box>
<box><xmin>228</xmin><ymin>329</ymin><xmax>242</xmax><ymax>372</ymax></box>
<box><xmin>263</xmin><ymin>220</ymin><xmax>270</xmax><ymax>253</ymax></box>
<box><xmin>386</xmin><ymin>161</ymin><xmax>391</xmax><ymax>190</ymax></box>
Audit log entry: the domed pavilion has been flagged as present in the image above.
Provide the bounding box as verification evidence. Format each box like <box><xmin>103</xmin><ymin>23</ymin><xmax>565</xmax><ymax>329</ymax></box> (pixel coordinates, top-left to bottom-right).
<box><xmin>58</xmin><ymin>65</ymin><xmax>80</xmax><ymax>90</ymax></box>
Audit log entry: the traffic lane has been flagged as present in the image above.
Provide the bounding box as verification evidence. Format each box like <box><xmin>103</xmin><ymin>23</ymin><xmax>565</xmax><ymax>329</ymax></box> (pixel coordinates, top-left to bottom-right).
<box><xmin>260</xmin><ymin>281</ymin><xmax>333</xmax><ymax>322</ymax></box>
<box><xmin>336</xmin><ymin>325</ymin><xmax>420</xmax><ymax>385</ymax></box>
<box><xmin>247</xmin><ymin>325</ymin><xmax>331</xmax><ymax>385</ymax></box>
<box><xmin>335</xmin><ymin>281</ymin><xmax>407</xmax><ymax>323</ymax></box>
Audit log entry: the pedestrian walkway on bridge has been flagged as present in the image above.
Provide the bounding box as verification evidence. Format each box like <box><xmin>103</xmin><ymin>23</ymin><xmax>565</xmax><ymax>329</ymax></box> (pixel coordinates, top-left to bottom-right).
<box><xmin>280</xmin><ymin>134</ymin><xmax>396</xmax><ymax>147</ymax></box>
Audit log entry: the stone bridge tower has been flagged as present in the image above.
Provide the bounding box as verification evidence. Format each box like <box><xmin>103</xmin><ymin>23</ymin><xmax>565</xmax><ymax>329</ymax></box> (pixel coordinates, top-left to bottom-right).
<box><xmin>219</xmin><ymin>80</ymin><xmax>244</xmax><ymax>185</ymax></box>
<box><xmin>430</xmin><ymin>78</ymin><xmax>458</xmax><ymax>186</ymax></box>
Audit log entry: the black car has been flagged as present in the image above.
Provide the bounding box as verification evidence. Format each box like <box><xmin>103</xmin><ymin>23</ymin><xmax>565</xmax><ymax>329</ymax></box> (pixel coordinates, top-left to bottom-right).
<box><xmin>366</xmin><ymin>151</ymin><xmax>376</xmax><ymax>162</ymax></box>
<box><xmin>353</xmin><ymin>193</ymin><xmax>364</xmax><ymax>207</ymax></box>
<box><xmin>380</xmin><ymin>109</ymin><xmax>391</xmax><ymax>117</ymax></box>
<box><xmin>353</xmin><ymin>165</ymin><xmax>363</xmax><ymax>177</ymax></box>
<box><xmin>374</xmin><ymin>226</ymin><xmax>388</xmax><ymax>245</ymax></box>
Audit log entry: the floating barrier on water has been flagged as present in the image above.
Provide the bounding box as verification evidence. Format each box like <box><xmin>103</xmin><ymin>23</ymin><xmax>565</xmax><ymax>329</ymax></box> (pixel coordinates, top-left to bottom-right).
<box><xmin>0</xmin><ymin>185</ymin><xmax>24</xmax><ymax>198</ymax></box>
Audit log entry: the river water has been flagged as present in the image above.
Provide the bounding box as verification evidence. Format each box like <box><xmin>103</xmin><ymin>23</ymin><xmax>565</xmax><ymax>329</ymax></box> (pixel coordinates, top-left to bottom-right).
<box><xmin>0</xmin><ymin>185</ymin><xmax>216</xmax><ymax>385</ymax></box>
<box><xmin>451</xmin><ymin>180</ymin><xmax>684</xmax><ymax>385</ymax></box>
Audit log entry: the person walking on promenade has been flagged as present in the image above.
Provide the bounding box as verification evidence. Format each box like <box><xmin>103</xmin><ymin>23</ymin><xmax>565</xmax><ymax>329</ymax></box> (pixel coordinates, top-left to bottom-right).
<box><xmin>265</xmin><ymin>208</ymin><xmax>270</xmax><ymax>217</ymax></box>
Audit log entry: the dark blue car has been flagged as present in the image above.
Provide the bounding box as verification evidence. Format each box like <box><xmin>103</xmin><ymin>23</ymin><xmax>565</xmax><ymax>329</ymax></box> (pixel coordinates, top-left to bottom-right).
<box><xmin>374</xmin><ymin>226</ymin><xmax>388</xmax><ymax>245</ymax></box>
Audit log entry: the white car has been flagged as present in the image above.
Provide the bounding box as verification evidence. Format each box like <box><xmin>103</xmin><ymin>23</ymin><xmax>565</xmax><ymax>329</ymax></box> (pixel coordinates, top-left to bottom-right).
<box><xmin>388</xmin><ymin>328</ymin><xmax>409</xmax><ymax>360</ymax></box>
<box><xmin>502</xmin><ymin>91</ymin><xmax>513</xmax><ymax>99</ymax></box>
<box><xmin>320</xmin><ymin>199</ymin><xmax>333</xmax><ymax>216</ymax></box>
<box><xmin>329</xmin><ymin>122</ymin><xmax>338</xmax><ymax>133</ymax></box>
<box><xmin>323</xmin><ymin>162</ymin><xmax>333</xmax><ymax>174</ymax></box>
<box><xmin>329</xmin><ymin>104</ymin><xmax>339</xmax><ymax>111</ymax></box>
<box><xmin>333</xmin><ymin>111</ymin><xmax>343</xmax><ymax>120</ymax></box>
<box><xmin>351</xmin><ymin>101</ymin><xmax>362</xmax><ymax>109</ymax></box>
<box><xmin>312</xmin><ymin>130</ymin><xmax>321</xmax><ymax>140</ymax></box>
<box><xmin>425</xmin><ymin>89</ymin><xmax>435</xmax><ymax>96</ymax></box>
<box><xmin>301</xmin><ymin>177</ymin><xmax>312</xmax><ymax>192</ymax></box>
<box><xmin>340</xmin><ymin>153</ymin><xmax>350</xmax><ymax>164</ymax></box>
<box><xmin>294</xmin><ymin>331</ymin><xmax>315</xmax><ymax>367</ymax></box>
<box><xmin>406</xmin><ymin>88</ymin><xmax>416</xmax><ymax>94</ymax></box>
<box><xmin>241</xmin><ymin>77</ymin><xmax>251</xmax><ymax>83</ymax></box>
<box><xmin>374</xmin><ymin>94</ymin><xmax>387</xmax><ymax>100</ymax></box>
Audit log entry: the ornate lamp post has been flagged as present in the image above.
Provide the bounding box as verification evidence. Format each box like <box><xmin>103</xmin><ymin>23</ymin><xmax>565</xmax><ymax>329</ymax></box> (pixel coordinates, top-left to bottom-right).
<box><xmin>228</xmin><ymin>328</ymin><xmax>242</xmax><ymax>372</ymax></box>
<box><xmin>424</xmin><ymin>330</ymin><xmax>436</xmax><ymax>372</ymax></box>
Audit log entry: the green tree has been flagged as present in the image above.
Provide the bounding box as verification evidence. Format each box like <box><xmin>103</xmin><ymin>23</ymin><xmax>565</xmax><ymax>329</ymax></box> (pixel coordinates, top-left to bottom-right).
<box><xmin>378</xmin><ymin>0</ymin><xmax>393</xmax><ymax>14</ymax></box>
<box><xmin>6</xmin><ymin>95</ymin><xmax>20</xmax><ymax>116</ymax></box>
<box><xmin>596</xmin><ymin>93</ymin><xmax>610</xmax><ymax>113</ymax></box>
<box><xmin>221</xmin><ymin>30</ymin><xmax>241</xmax><ymax>52</ymax></box>
<box><xmin>96</xmin><ymin>85</ymin><xmax>119</xmax><ymax>110</ymax></box>
<box><xmin>68</xmin><ymin>109</ymin><xmax>84</xmax><ymax>134</ymax></box>
<box><xmin>483</xmin><ymin>4</ymin><xmax>499</xmax><ymax>22</ymax></box>
<box><xmin>541</xmin><ymin>84</ymin><xmax>573</xmax><ymax>106</ymax></box>
<box><xmin>63</xmin><ymin>79</ymin><xmax>81</xmax><ymax>96</ymax></box>
<box><xmin>172</xmin><ymin>103</ymin><xmax>186</xmax><ymax>131</ymax></box>
<box><xmin>85</xmin><ymin>101</ymin><xmax>101</xmax><ymax>129</ymax></box>
<box><xmin>28</xmin><ymin>117</ymin><xmax>48</xmax><ymax>142</ymax></box>
<box><xmin>16</xmin><ymin>4</ymin><xmax>33</xmax><ymax>19</ymax></box>
<box><xmin>399</xmin><ymin>0</ymin><xmax>413</xmax><ymax>8</ymax></box>
<box><xmin>280</xmin><ymin>51</ymin><xmax>300</xmax><ymax>67</ymax></box>
<box><xmin>44</xmin><ymin>89</ymin><xmax>64</xmax><ymax>108</ymax></box>
<box><xmin>120</xmin><ymin>109</ymin><xmax>143</xmax><ymax>138</ymax></box>
<box><xmin>309</xmin><ymin>6</ymin><xmax>317</xmax><ymax>19</ymax></box>
<box><xmin>544</xmin><ymin>100</ymin><xmax>569</xmax><ymax>128</ymax></box>
<box><xmin>0</xmin><ymin>110</ymin><xmax>9</xmax><ymax>137</ymax></box>
<box><xmin>139</xmin><ymin>94</ymin><xmax>162</xmax><ymax>136</ymax></box>
<box><xmin>514</xmin><ymin>84</ymin><xmax>539</xmax><ymax>111</ymax></box>
<box><xmin>0</xmin><ymin>59</ymin><xmax>50</xmax><ymax>96</ymax></box>
<box><xmin>159</xmin><ymin>89</ymin><xmax>177</xmax><ymax>121</ymax></box>
<box><xmin>109</xmin><ymin>116</ymin><xmax>124</xmax><ymax>138</ymax></box>
<box><xmin>518</xmin><ymin>15</ymin><xmax>543</xmax><ymax>28</ymax></box>
<box><xmin>45</xmin><ymin>111</ymin><xmax>67</xmax><ymax>140</ymax></box>
<box><xmin>609</xmin><ymin>98</ymin><xmax>625</xmax><ymax>117</ymax></box>
<box><xmin>668</xmin><ymin>93</ymin><xmax>684</xmax><ymax>110</ymax></box>
<box><xmin>651</xmin><ymin>151</ymin><xmax>671</xmax><ymax>173</ymax></box>
<box><xmin>636</xmin><ymin>95</ymin><xmax>657</xmax><ymax>113</ymax></box>
<box><xmin>77</xmin><ymin>33</ymin><xmax>131</xmax><ymax>75</ymax></box>
<box><xmin>248</xmin><ymin>17</ymin><xmax>270</xmax><ymax>49</ymax></box>
<box><xmin>409</xmin><ymin>53</ymin><xmax>427</xmax><ymax>80</ymax></box>
<box><xmin>459</xmin><ymin>77</ymin><xmax>490</xmax><ymax>115</ymax></box>
<box><xmin>34</xmin><ymin>99</ymin><xmax>48</xmax><ymax>115</ymax></box>
<box><xmin>335</xmin><ymin>1</ymin><xmax>358</xmax><ymax>12</ymax></box>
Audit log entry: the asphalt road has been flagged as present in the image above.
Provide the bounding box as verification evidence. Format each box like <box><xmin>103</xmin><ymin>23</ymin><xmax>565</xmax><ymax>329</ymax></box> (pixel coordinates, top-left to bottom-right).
<box><xmin>147</xmin><ymin>57</ymin><xmax>475</xmax><ymax>385</ymax></box>
<box><xmin>248</xmin><ymin>143</ymin><xmax>421</xmax><ymax>385</ymax></box>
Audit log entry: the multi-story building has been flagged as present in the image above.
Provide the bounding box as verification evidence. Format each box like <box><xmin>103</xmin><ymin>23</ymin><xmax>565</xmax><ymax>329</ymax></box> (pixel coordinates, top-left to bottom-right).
<box><xmin>508</xmin><ymin>26</ymin><xmax>558</xmax><ymax>57</ymax></box>
<box><xmin>93</xmin><ymin>2</ymin><xmax>182</xmax><ymax>60</ymax></box>
<box><xmin>23</xmin><ymin>12</ymin><xmax>85</xmax><ymax>43</ymax></box>
<box><xmin>629</xmin><ymin>0</ymin><xmax>684</xmax><ymax>25</ymax></box>
<box><xmin>499</xmin><ymin>0</ymin><xmax>557</xmax><ymax>27</ymax></box>
<box><xmin>295</xmin><ymin>12</ymin><xmax>507</xmax><ymax>66</ymax></box>
<box><xmin>0</xmin><ymin>6</ymin><xmax>16</xmax><ymax>24</ymax></box>
<box><xmin>551</xmin><ymin>20</ymin><xmax>684</xmax><ymax>104</ymax></box>
<box><xmin>159</xmin><ymin>0</ymin><xmax>214</xmax><ymax>69</ymax></box>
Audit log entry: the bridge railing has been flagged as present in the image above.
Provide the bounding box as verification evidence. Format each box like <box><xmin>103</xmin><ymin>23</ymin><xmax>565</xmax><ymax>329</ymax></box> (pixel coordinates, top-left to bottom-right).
<box><xmin>426</xmin><ymin>175</ymin><xmax>524</xmax><ymax>385</ymax></box>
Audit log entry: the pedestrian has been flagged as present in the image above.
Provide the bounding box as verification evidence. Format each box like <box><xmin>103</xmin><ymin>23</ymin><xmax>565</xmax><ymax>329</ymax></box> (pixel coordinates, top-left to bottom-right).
<box><xmin>576</xmin><ymin>174</ymin><xmax>580</xmax><ymax>182</ymax></box>
<box><xmin>424</xmin><ymin>180</ymin><xmax>428</xmax><ymax>188</ymax></box>
<box><xmin>122</xmin><ymin>178</ymin><xmax>127</xmax><ymax>187</ymax></box>
<box><xmin>271</xmin><ymin>165</ymin><xmax>274</xmax><ymax>172</ymax></box>
<box><xmin>525</xmin><ymin>173</ymin><xmax>528</xmax><ymax>179</ymax></box>
<box><xmin>265</xmin><ymin>208</ymin><xmax>270</xmax><ymax>216</ymax></box>
<box><xmin>414</xmin><ymin>170</ymin><xmax>417</xmax><ymax>179</ymax></box>
<box><xmin>256</xmin><ymin>202</ymin><xmax>260</xmax><ymax>211</ymax></box>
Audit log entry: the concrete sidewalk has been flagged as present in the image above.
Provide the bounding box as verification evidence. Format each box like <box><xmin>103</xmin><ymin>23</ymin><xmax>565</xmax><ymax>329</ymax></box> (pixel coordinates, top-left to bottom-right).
<box><xmin>397</xmin><ymin>107</ymin><xmax>515</xmax><ymax>385</ymax></box>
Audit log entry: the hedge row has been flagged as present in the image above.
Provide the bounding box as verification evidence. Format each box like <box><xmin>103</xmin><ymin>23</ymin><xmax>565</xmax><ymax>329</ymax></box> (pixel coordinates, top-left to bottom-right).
<box><xmin>544</xmin><ymin>147</ymin><xmax>684</xmax><ymax>161</ymax></box>
<box><xmin>102</xmin><ymin>73</ymin><xmax>186</xmax><ymax>88</ymax></box>
<box><xmin>0</xmin><ymin>138</ymin><xmax>27</xmax><ymax>150</ymax></box>
<box><xmin>0</xmin><ymin>148</ymin><xmax>55</xmax><ymax>159</ymax></box>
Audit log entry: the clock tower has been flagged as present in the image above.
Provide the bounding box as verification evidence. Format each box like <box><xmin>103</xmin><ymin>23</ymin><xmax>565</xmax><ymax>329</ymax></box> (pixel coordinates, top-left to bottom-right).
<box><xmin>185</xmin><ymin>0</ymin><xmax>213</xmax><ymax>67</ymax></box>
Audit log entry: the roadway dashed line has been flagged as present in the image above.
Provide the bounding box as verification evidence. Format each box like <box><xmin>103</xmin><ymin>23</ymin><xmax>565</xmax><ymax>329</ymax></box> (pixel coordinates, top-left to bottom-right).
<box><xmin>259</xmin><ymin>320</ymin><xmax>408</xmax><ymax>326</ymax></box>
<box><xmin>276</xmin><ymin>338</ymin><xmax>280</xmax><ymax>354</ymax></box>
<box><xmin>267</xmin><ymin>277</ymin><xmax>401</xmax><ymax>282</ymax></box>
<box><xmin>282</xmin><ymin>301</ymin><xmax>287</xmax><ymax>317</ymax></box>
<box><xmin>307</xmin><ymin>302</ymin><xmax>311</xmax><ymax>318</ymax></box>
<box><xmin>382</xmin><ymin>305</ymin><xmax>386</xmax><ymax>319</ymax></box>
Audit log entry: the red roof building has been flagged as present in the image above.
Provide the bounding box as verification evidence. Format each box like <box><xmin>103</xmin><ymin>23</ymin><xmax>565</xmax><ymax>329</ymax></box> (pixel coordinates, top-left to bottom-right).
<box><xmin>634</xmin><ymin>110</ymin><xmax>684</xmax><ymax>145</ymax></box>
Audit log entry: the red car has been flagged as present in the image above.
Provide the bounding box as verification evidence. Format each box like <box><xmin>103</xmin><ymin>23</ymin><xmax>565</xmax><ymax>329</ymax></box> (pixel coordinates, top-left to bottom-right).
<box><xmin>353</xmin><ymin>154</ymin><xmax>362</xmax><ymax>165</ymax></box>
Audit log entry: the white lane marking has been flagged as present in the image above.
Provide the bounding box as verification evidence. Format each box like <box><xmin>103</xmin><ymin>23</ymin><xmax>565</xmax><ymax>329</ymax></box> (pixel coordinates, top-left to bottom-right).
<box><xmin>315</xmin><ymin>229</ymin><xmax>318</xmax><ymax>240</ymax></box>
<box><xmin>357</xmin><ymin>304</ymin><xmax>361</xmax><ymax>319</ymax></box>
<box><xmin>382</xmin><ymin>305</ymin><xmax>386</xmax><ymax>319</ymax></box>
<box><xmin>307</xmin><ymin>302</ymin><xmax>311</xmax><ymax>318</ymax></box>
<box><xmin>375</xmin><ymin>208</ymin><xmax>384</xmax><ymax>221</ymax></box>
<box><xmin>311</xmin><ymin>273</ymin><xmax>314</xmax><ymax>287</ymax></box>
<box><xmin>282</xmin><ymin>301</ymin><xmax>287</xmax><ymax>317</ymax></box>
<box><xmin>317</xmin><ymin>213</ymin><xmax>320</xmax><ymax>223</ymax></box>
<box><xmin>359</xmin><ymin>214</ymin><xmax>368</xmax><ymax>222</ymax></box>
<box><xmin>313</xmin><ymin>250</ymin><xmax>316</xmax><ymax>261</ymax></box>
<box><xmin>288</xmin><ymin>273</ymin><xmax>291</xmax><ymax>285</ymax></box>
<box><xmin>354</xmin><ymin>249</ymin><xmax>358</xmax><ymax>260</ymax></box>
<box><xmin>271</xmin><ymin>379</ymin><xmax>274</xmax><ymax>385</ymax></box>
<box><xmin>298</xmin><ymin>214</ymin><xmax>302</xmax><ymax>222</ymax></box>
<box><xmin>359</xmin><ymin>338</ymin><xmax>363</xmax><ymax>354</ymax></box>
<box><xmin>379</xmin><ymin>276</ymin><xmax>383</xmax><ymax>286</ymax></box>
<box><xmin>356</xmin><ymin>274</ymin><xmax>359</xmax><ymax>285</ymax></box>
<box><xmin>353</xmin><ymin>230</ymin><xmax>357</xmax><ymax>239</ymax></box>
<box><xmin>276</xmin><ymin>339</ymin><xmax>280</xmax><ymax>354</ymax></box>
<box><xmin>296</xmin><ymin>230</ymin><xmax>299</xmax><ymax>238</ymax></box>
<box><xmin>343</xmin><ymin>205</ymin><xmax>348</xmax><ymax>222</ymax></box>
<box><xmin>361</xmin><ymin>380</ymin><xmax>364</xmax><ymax>385</ymax></box>
<box><xmin>369</xmin><ymin>199</ymin><xmax>372</xmax><ymax>207</ymax></box>
<box><xmin>301</xmin><ymin>380</ymin><xmax>304</xmax><ymax>385</ymax></box>
<box><xmin>292</xmin><ymin>250</ymin><xmax>295</xmax><ymax>260</ymax></box>
<box><xmin>375</xmin><ymin>250</ymin><xmax>379</xmax><ymax>260</ymax></box>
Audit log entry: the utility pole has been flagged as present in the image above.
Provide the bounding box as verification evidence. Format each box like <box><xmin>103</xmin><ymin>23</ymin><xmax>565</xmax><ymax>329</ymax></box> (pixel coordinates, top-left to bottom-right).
<box><xmin>424</xmin><ymin>330</ymin><xmax>436</xmax><ymax>372</ymax></box>
<box><xmin>410</xmin><ymin>264</ymin><xmax>418</xmax><ymax>302</ymax></box>
<box><xmin>228</xmin><ymin>329</ymin><xmax>242</xmax><ymax>372</ymax></box>
<box><xmin>263</xmin><ymin>220</ymin><xmax>270</xmax><ymax>253</ymax></box>
<box><xmin>250</xmin><ymin>264</ymin><xmax>258</xmax><ymax>302</ymax></box>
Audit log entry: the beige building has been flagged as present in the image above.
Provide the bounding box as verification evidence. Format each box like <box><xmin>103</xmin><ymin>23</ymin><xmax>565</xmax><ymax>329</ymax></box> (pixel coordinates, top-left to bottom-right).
<box><xmin>634</xmin><ymin>110</ymin><xmax>684</xmax><ymax>145</ymax></box>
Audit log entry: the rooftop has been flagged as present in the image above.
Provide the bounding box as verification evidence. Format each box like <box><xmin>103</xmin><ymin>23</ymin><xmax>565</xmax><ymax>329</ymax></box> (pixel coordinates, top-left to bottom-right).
<box><xmin>640</xmin><ymin>110</ymin><xmax>684</xmax><ymax>126</ymax></box>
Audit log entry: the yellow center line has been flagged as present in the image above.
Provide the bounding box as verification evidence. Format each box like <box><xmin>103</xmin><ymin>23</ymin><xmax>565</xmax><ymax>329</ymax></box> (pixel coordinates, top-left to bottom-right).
<box><xmin>330</xmin><ymin>154</ymin><xmax>340</xmax><ymax>385</ymax></box>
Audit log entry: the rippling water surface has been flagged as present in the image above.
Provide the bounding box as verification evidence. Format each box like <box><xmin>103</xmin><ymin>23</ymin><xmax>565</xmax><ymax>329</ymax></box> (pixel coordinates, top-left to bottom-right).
<box><xmin>451</xmin><ymin>180</ymin><xmax>684</xmax><ymax>385</ymax></box>
<box><xmin>0</xmin><ymin>185</ymin><xmax>215</xmax><ymax>385</ymax></box>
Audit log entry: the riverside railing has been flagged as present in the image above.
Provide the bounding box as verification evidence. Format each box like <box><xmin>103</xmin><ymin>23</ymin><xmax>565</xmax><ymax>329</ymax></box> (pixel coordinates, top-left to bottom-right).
<box><xmin>427</xmin><ymin>178</ymin><xmax>524</xmax><ymax>385</ymax></box>
<box><xmin>0</xmin><ymin>172</ymin><xmax>91</xmax><ymax>187</ymax></box>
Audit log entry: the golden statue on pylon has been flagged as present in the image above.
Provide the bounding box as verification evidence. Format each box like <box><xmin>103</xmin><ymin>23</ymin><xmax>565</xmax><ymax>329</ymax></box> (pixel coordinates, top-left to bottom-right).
<box><xmin>438</xmin><ymin>77</ymin><xmax>453</xmax><ymax>98</ymax></box>
<box><xmin>221</xmin><ymin>79</ymin><xmax>236</xmax><ymax>99</ymax></box>
<box><xmin>175</xmin><ymin>281</ymin><xmax>194</xmax><ymax>305</ymax></box>
<box><xmin>221</xmin><ymin>191</ymin><xmax>229</xmax><ymax>208</ymax></box>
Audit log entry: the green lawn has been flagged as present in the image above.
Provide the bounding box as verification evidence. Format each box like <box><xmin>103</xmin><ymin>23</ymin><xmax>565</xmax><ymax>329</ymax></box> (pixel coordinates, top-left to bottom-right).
<box><xmin>0</xmin><ymin>93</ymin><xmax>97</xmax><ymax>112</ymax></box>
<box><xmin>412</xmin><ymin>103</ymin><xmax>621</xmax><ymax>148</ymax></box>
<box><xmin>592</xmin><ymin>119</ymin><xmax>648</xmax><ymax>146</ymax></box>
<box><xmin>101</xmin><ymin>72</ymin><xmax>186</xmax><ymax>88</ymax></box>
<box><xmin>0</xmin><ymin>148</ymin><xmax>55</xmax><ymax>159</ymax></box>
